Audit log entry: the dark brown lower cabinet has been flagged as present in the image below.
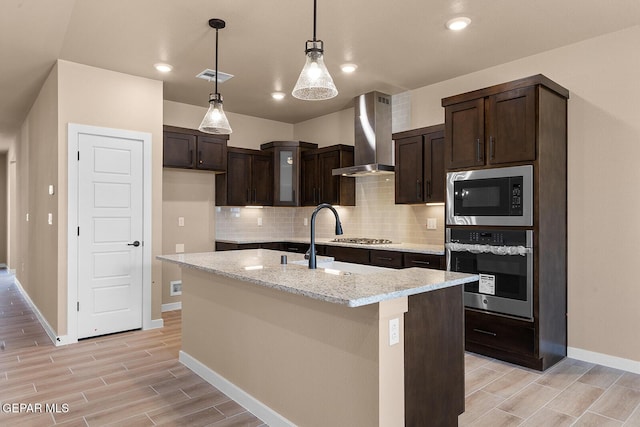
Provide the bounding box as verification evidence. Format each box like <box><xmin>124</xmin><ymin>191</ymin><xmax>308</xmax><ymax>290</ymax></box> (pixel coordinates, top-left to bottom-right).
<box><xmin>324</xmin><ymin>245</ymin><xmax>370</xmax><ymax>264</ymax></box>
<box><xmin>405</xmin><ymin>285</ymin><xmax>464</xmax><ymax>426</ymax></box>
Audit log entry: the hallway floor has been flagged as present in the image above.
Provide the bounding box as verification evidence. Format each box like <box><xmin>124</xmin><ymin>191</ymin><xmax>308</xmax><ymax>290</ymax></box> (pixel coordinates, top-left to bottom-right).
<box><xmin>1</xmin><ymin>272</ymin><xmax>639</xmax><ymax>426</ymax></box>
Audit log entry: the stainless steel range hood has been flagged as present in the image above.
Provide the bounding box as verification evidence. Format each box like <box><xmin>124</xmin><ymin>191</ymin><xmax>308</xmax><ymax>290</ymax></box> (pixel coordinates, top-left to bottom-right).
<box><xmin>332</xmin><ymin>91</ymin><xmax>394</xmax><ymax>177</ymax></box>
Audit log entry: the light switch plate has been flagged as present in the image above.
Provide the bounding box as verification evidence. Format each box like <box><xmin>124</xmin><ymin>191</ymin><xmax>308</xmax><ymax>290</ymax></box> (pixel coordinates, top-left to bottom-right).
<box><xmin>48</xmin><ymin>184</ymin><xmax>55</xmax><ymax>195</ymax></box>
<box><xmin>178</xmin><ymin>217</ymin><xmax>184</xmax><ymax>227</ymax></box>
<box><xmin>48</xmin><ymin>213</ymin><xmax>53</xmax><ymax>225</ymax></box>
<box><xmin>427</xmin><ymin>218</ymin><xmax>437</xmax><ymax>230</ymax></box>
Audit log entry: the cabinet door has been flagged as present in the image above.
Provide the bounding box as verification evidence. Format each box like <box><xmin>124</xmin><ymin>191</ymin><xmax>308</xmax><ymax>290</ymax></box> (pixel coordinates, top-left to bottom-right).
<box><xmin>163</xmin><ymin>132</ymin><xmax>195</xmax><ymax>168</ymax></box>
<box><xmin>300</xmin><ymin>152</ymin><xmax>318</xmax><ymax>206</ymax></box>
<box><xmin>196</xmin><ymin>136</ymin><xmax>227</xmax><ymax>171</ymax></box>
<box><xmin>251</xmin><ymin>154</ymin><xmax>273</xmax><ymax>206</ymax></box>
<box><xmin>226</xmin><ymin>151</ymin><xmax>251</xmax><ymax>206</ymax></box>
<box><xmin>424</xmin><ymin>131</ymin><xmax>445</xmax><ymax>203</ymax></box>
<box><xmin>445</xmin><ymin>98</ymin><xmax>485</xmax><ymax>169</ymax></box>
<box><xmin>274</xmin><ymin>147</ymin><xmax>298</xmax><ymax>206</ymax></box>
<box><xmin>317</xmin><ymin>150</ymin><xmax>341</xmax><ymax>204</ymax></box>
<box><xmin>486</xmin><ymin>86</ymin><xmax>536</xmax><ymax>165</ymax></box>
<box><xmin>395</xmin><ymin>136</ymin><xmax>424</xmax><ymax>204</ymax></box>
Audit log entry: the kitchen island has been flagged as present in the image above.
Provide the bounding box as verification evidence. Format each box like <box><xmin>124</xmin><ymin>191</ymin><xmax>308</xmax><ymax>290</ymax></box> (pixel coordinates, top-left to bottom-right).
<box><xmin>158</xmin><ymin>249</ymin><xmax>478</xmax><ymax>427</ymax></box>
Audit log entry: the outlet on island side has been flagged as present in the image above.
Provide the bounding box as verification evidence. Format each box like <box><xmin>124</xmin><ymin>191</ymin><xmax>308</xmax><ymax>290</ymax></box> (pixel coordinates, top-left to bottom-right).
<box><xmin>389</xmin><ymin>318</ymin><xmax>400</xmax><ymax>346</ymax></box>
<box><xmin>427</xmin><ymin>218</ymin><xmax>437</xmax><ymax>230</ymax></box>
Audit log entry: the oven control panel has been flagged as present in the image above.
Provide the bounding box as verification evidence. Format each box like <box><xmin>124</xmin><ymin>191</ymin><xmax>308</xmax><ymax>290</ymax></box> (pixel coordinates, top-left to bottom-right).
<box><xmin>448</xmin><ymin>229</ymin><xmax>529</xmax><ymax>247</ymax></box>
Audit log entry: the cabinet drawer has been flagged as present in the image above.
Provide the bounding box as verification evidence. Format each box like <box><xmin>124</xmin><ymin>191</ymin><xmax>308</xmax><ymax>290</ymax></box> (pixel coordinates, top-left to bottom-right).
<box><xmin>465</xmin><ymin>309</ymin><xmax>535</xmax><ymax>355</ymax></box>
<box><xmin>403</xmin><ymin>253</ymin><xmax>444</xmax><ymax>270</ymax></box>
<box><xmin>283</xmin><ymin>242</ymin><xmax>309</xmax><ymax>253</ymax></box>
<box><xmin>370</xmin><ymin>250</ymin><xmax>403</xmax><ymax>268</ymax></box>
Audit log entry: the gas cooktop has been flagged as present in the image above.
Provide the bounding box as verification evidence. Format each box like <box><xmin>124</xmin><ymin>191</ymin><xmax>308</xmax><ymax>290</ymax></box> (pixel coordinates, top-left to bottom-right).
<box><xmin>330</xmin><ymin>237</ymin><xmax>393</xmax><ymax>245</ymax></box>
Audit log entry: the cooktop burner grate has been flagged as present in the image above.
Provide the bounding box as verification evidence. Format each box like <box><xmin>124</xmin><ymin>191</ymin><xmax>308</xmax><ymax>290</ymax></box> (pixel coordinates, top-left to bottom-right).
<box><xmin>331</xmin><ymin>237</ymin><xmax>393</xmax><ymax>245</ymax></box>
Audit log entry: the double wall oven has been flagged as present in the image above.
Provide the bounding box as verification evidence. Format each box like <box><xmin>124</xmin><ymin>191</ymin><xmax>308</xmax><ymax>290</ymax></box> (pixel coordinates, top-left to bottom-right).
<box><xmin>446</xmin><ymin>165</ymin><xmax>534</xmax><ymax>320</ymax></box>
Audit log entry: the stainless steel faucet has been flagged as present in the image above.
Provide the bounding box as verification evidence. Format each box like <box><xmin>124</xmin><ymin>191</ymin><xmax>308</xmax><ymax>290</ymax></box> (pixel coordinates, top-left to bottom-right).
<box><xmin>306</xmin><ymin>203</ymin><xmax>343</xmax><ymax>269</ymax></box>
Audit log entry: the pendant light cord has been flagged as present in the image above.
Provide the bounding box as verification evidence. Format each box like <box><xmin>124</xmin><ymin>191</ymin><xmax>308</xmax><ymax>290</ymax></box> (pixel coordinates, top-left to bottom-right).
<box><xmin>214</xmin><ymin>27</ymin><xmax>219</xmax><ymax>96</ymax></box>
<box><xmin>312</xmin><ymin>0</ymin><xmax>317</xmax><ymax>41</ymax></box>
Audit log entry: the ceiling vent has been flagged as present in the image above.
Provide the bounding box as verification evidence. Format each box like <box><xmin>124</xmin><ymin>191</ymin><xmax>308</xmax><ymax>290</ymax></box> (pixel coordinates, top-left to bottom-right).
<box><xmin>196</xmin><ymin>69</ymin><xmax>234</xmax><ymax>83</ymax></box>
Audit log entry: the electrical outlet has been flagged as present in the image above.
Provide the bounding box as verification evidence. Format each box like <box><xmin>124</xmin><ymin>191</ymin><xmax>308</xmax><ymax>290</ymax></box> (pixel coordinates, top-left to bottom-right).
<box><xmin>48</xmin><ymin>213</ymin><xmax>53</xmax><ymax>225</ymax></box>
<box><xmin>389</xmin><ymin>318</ymin><xmax>400</xmax><ymax>346</ymax></box>
<box><xmin>178</xmin><ymin>217</ymin><xmax>184</xmax><ymax>227</ymax></box>
<box><xmin>257</xmin><ymin>217</ymin><xmax>263</xmax><ymax>226</ymax></box>
<box><xmin>175</xmin><ymin>243</ymin><xmax>184</xmax><ymax>253</ymax></box>
<box><xmin>304</xmin><ymin>218</ymin><xmax>308</xmax><ymax>226</ymax></box>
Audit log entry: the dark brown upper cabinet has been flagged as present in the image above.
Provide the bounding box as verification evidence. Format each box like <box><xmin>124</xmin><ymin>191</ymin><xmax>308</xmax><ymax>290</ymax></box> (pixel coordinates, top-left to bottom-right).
<box><xmin>215</xmin><ymin>148</ymin><xmax>273</xmax><ymax>206</ymax></box>
<box><xmin>300</xmin><ymin>145</ymin><xmax>355</xmax><ymax>206</ymax></box>
<box><xmin>393</xmin><ymin>124</ymin><xmax>445</xmax><ymax>204</ymax></box>
<box><xmin>260</xmin><ymin>141</ymin><xmax>318</xmax><ymax>207</ymax></box>
<box><xmin>163</xmin><ymin>125</ymin><xmax>228</xmax><ymax>171</ymax></box>
<box><xmin>442</xmin><ymin>75</ymin><xmax>568</xmax><ymax>170</ymax></box>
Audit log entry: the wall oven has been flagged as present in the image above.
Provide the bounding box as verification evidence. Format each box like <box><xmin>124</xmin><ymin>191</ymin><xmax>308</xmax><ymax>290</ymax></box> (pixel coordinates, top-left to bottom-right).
<box><xmin>446</xmin><ymin>165</ymin><xmax>533</xmax><ymax>226</ymax></box>
<box><xmin>446</xmin><ymin>228</ymin><xmax>533</xmax><ymax>320</ymax></box>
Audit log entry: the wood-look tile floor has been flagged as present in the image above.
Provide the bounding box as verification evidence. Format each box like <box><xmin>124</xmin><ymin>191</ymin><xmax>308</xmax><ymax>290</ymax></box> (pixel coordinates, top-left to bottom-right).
<box><xmin>0</xmin><ymin>272</ymin><xmax>266</xmax><ymax>427</ymax></box>
<box><xmin>2</xmin><ymin>270</ymin><xmax>640</xmax><ymax>426</ymax></box>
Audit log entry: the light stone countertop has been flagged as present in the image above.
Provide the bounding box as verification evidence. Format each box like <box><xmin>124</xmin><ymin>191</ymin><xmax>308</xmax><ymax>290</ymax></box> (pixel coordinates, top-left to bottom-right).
<box><xmin>215</xmin><ymin>237</ymin><xmax>445</xmax><ymax>255</ymax></box>
<box><xmin>157</xmin><ymin>249</ymin><xmax>477</xmax><ymax>307</ymax></box>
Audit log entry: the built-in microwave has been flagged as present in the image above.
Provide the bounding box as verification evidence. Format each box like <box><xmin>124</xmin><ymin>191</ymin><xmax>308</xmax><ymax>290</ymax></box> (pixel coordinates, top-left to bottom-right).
<box><xmin>446</xmin><ymin>165</ymin><xmax>533</xmax><ymax>227</ymax></box>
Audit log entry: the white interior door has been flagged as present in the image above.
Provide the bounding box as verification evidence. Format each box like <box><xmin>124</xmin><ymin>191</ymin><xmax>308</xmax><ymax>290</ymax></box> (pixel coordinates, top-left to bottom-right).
<box><xmin>77</xmin><ymin>132</ymin><xmax>143</xmax><ymax>339</ymax></box>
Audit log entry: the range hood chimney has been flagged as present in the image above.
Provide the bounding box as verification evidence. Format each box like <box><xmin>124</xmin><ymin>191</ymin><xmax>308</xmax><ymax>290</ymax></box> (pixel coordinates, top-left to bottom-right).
<box><xmin>332</xmin><ymin>91</ymin><xmax>394</xmax><ymax>177</ymax></box>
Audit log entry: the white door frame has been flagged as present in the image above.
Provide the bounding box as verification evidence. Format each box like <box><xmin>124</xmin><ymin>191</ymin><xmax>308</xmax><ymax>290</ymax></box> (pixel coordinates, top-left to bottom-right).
<box><xmin>65</xmin><ymin>123</ymin><xmax>153</xmax><ymax>345</ymax></box>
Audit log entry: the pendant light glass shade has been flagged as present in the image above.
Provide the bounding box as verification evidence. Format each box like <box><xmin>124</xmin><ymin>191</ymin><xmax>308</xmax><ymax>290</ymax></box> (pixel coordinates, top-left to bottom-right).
<box><xmin>292</xmin><ymin>41</ymin><xmax>338</xmax><ymax>100</ymax></box>
<box><xmin>199</xmin><ymin>93</ymin><xmax>232</xmax><ymax>134</ymax></box>
<box><xmin>199</xmin><ymin>18</ymin><xmax>232</xmax><ymax>134</ymax></box>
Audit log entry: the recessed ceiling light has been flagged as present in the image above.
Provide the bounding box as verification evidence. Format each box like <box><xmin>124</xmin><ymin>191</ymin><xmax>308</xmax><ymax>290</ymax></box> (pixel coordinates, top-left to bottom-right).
<box><xmin>446</xmin><ymin>17</ymin><xmax>471</xmax><ymax>31</ymax></box>
<box><xmin>271</xmin><ymin>92</ymin><xmax>286</xmax><ymax>100</ymax></box>
<box><xmin>341</xmin><ymin>63</ymin><xmax>358</xmax><ymax>73</ymax></box>
<box><xmin>154</xmin><ymin>63</ymin><xmax>173</xmax><ymax>73</ymax></box>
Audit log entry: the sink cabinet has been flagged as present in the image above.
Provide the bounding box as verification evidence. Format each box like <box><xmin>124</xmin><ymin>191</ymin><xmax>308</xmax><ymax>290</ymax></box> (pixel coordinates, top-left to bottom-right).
<box><xmin>393</xmin><ymin>124</ymin><xmax>445</xmax><ymax>204</ymax></box>
<box><xmin>301</xmin><ymin>145</ymin><xmax>356</xmax><ymax>206</ymax></box>
<box><xmin>215</xmin><ymin>148</ymin><xmax>273</xmax><ymax>206</ymax></box>
<box><xmin>163</xmin><ymin>125</ymin><xmax>228</xmax><ymax>171</ymax></box>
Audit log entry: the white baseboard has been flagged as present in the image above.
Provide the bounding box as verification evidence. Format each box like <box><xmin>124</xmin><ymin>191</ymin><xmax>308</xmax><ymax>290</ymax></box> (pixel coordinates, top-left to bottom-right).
<box><xmin>146</xmin><ymin>318</ymin><xmax>164</xmax><ymax>330</ymax></box>
<box><xmin>13</xmin><ymin>277</ymin><xmax>68</xmax><ymax>346</ymax></box>
<box><xmin>161</xmin><ymin>302</ymin><xmax>182</xmax><ymax>312</ymax></box>
<box><xmin>179</xmin><ymin>350</ymin><xmax>296</xmax><ymax>427</ymax></box>
<box><xmin>568</xmin><ymin>346</ymin><xmax>640</xmax><ymax>374</ymax></box>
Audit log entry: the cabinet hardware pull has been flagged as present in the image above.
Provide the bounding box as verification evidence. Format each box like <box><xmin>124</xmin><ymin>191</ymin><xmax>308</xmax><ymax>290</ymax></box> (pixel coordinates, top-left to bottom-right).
<box><xmin>476</xmin><ymin>138</ymin><xmax>482</xmax><ymax>162</ymax></box>
<box><xmin>416</xmin><ymin>179</ymin><xmax>421</xmax><ymax>200</ymax></box>
<box><xmin>377</xmin><ymin>257</ymin><xmax>393</xmax><ymax>261</ymax></box>
<box><xmin>426</xmin><ymin>180</ymin><xmax>431</xmax><ymax>198</ymax></box>
<box><xmin>287</xmin><ymin>247</ymin><xmax>299</xmax><ymax>252</ymax></box>
<box><xmin>198</xmin><ymin>150</ymin><xmax>203</xmax><ymax>164</ymax></box>
<box><xmin>411</xmin><ymin>260</ymin><xmax>431</xmax><ymax>265</ymax></box>
<box><xmin>253</xmin><ymin>189</ymin><xmax>257</xmax><ymax>202</ymax></box>
<box><xmin>489</xmin><ymin>137</ymin><xmax>495</xmax><ymax>160</ymax></box>
<box><xmin>473</xmin><ymin>328</ymin><xmax>497</xmax><ymax>337</ymax></box>
<box><xmin>246</xmin><ymin>188</ymin><xmax>250</xmax><ymax>202</ymax></box>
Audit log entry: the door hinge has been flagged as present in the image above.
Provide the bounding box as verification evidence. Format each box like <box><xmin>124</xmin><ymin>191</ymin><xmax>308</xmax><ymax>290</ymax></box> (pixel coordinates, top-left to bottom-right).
<box><xmin>77</xmin><ymin>302</ymin><xmax>80</xmax><ymax>312</ymax></box>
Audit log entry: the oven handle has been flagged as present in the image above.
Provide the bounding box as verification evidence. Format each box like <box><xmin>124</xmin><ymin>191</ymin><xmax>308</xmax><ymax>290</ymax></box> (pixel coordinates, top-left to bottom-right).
<box><xmin>445</xmin><ymin>242</ymin><xmax>531</xmax><ymax>256</ymax></box>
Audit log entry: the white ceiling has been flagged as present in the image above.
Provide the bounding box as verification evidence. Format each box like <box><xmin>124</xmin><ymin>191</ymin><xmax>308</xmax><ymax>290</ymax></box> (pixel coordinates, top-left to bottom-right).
<box><xmin>2</xmin><ymin>0</ymin><xmax>639</xmax><ymax>137</ymax></box>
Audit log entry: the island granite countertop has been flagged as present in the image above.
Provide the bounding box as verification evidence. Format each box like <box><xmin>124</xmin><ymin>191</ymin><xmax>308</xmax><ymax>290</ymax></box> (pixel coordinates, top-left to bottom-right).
<box><xmin>158</xmin><ymin>249</ymin><xmax>477</xmax><ymax>307</ymax></box>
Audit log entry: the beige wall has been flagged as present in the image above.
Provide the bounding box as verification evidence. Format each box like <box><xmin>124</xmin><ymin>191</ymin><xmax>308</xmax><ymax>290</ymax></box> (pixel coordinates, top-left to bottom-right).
<box><xmin>162</xmin><ymin>169</ymin><xmax>216</xmax><ymax>305</ymax></box>
<box><xmin>57</xmin><ymin>60</ymin><xmax>164</xmax><ymax>330</ymax></box>
<box><xmin>12</xmin><ymin>63</ymin><xmax>59</xmax><ymax>330</ymax></box>
<box><xmin>181</xmin><ymin>268</ymin><xmax>407</xmax><ymax>426</ymax></box>
<box><xmin>0</xmin><ymin>153</ymin><xmax>8</xmax><ymax>264</ymax></box>
<box><xmin>293</xmin><ymin>108</ymin><xmax>354</xmax><ymax>147</ymax></box>
<box><xmin>11</xmin><ymin>60</ymin><xmax>164</xmax><ymax>336</ymax></box>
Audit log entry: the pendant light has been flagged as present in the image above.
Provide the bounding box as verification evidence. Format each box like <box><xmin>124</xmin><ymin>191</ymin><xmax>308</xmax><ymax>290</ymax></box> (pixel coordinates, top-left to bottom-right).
<box><xmin>292</xmin><ymin>0</ymin><xmax>338</xmax><ymax>101</ymax></box>
<box><xmin>199</xmin><ymin>18</ymin><xmax>232</xmax><ymax>134</ymax></box>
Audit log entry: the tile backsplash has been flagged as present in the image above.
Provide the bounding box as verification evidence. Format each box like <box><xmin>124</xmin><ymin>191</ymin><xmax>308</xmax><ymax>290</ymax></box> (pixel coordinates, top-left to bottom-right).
<box><xmin>215</xmin><ymin>175</ymin><xmax>444</xmax><ymax>246</ymax></box>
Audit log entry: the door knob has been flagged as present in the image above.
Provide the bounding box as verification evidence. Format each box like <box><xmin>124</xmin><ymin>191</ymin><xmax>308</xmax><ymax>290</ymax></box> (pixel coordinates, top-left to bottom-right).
<box><xmin>127</xmin><ymin>241</ymin><xmax>141</xmax><ymax>247</ymax></box>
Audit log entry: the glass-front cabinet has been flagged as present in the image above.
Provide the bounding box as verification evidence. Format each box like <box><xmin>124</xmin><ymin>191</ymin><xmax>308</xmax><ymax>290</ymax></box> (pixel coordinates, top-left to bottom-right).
<box><xmin>260</xmin><ymin>141</ymin><xmax>318</xmax><ymax>206</ymax></box>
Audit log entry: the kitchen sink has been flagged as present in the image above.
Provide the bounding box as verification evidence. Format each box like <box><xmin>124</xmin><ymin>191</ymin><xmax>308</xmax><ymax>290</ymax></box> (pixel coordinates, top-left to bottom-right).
<box><xmin>290</xmin><ymin>260</ymin><xmax>391</xmax><ymax>275</ymax></box>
